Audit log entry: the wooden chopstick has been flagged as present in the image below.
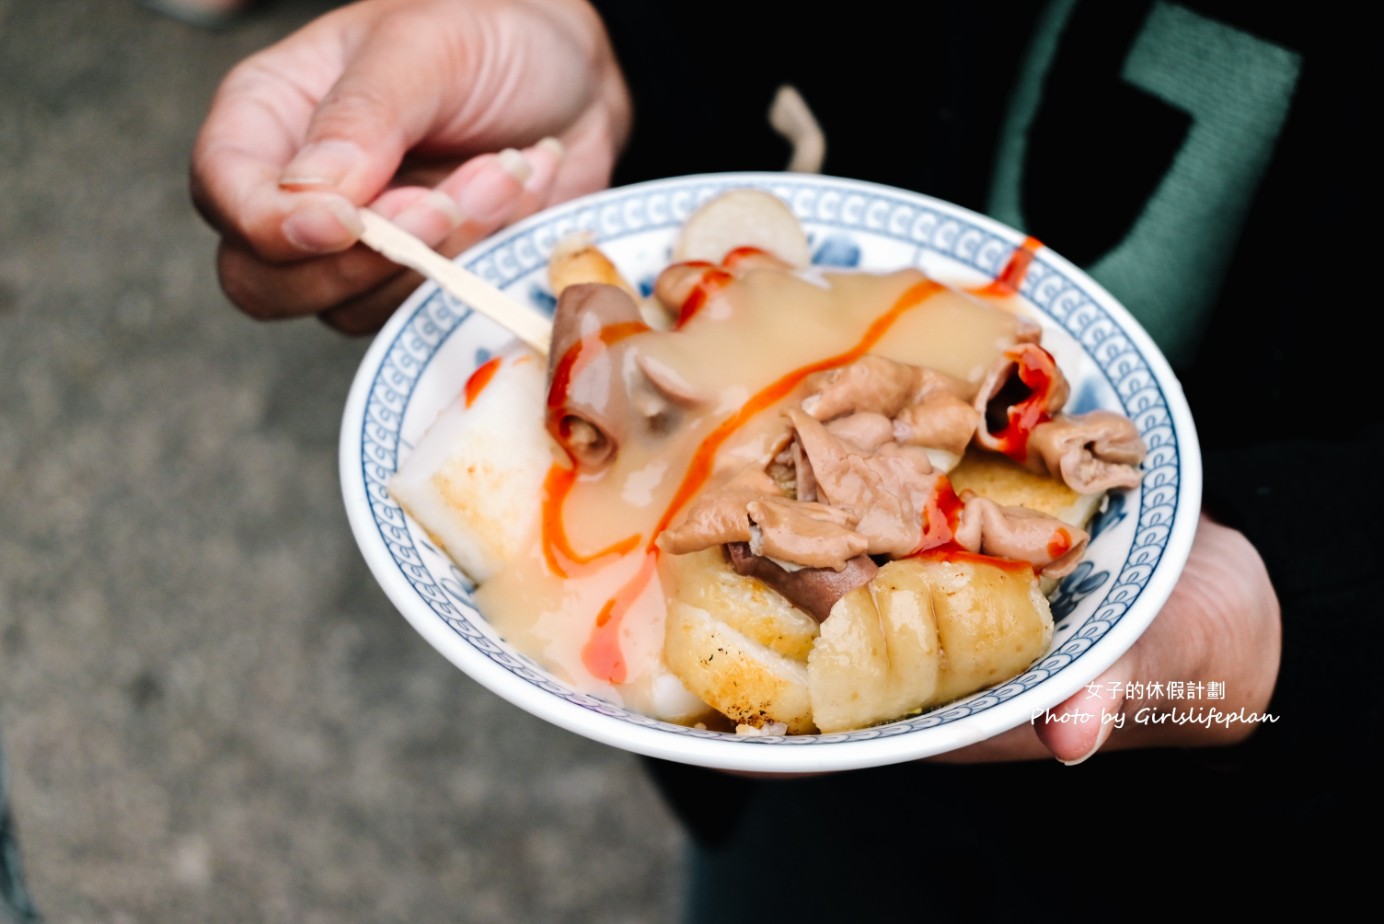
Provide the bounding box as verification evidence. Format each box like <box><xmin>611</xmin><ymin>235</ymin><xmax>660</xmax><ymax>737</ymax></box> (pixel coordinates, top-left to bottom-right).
<box><xmin>357</xmin><ymin>209</ymin><xmax>551</xmax><ymax>357</ymax></box>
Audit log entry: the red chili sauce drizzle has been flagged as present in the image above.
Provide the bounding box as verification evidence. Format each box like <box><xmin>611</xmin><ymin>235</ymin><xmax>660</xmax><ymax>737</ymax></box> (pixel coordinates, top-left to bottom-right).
<box><xmin>463</xmin><ymin>356</ymin><xmax>503</xmax><ymax>408</ymax></box>
<box><xmin>545</xmin><ymin>320</ymin><xmax>650</xmax><ymax>445</ymax></box>
<box><xmin>914</xmin><ymin>546</ymin><xmax>1036</xmax><ymax>576</ymax></box>
<box><xmin>971</xmin><ymin>235</ymin><xmax>1042</xmax><ymax>298</ymax></box>
<box><xmin>721</xmin><ymin>245</ymin><xmax>774</xmax><ymax>268</ymax></box>
<box><xmin>985</xmin><ymin>345</ymin><xmax>1061</xmax><ymax>464</ymax></box>
<box><xmin>967</xmin><ymin>236</ymin><xmax>1055</xmax><ymax>464</ymax></box>
<box><xmin>1047</xmin><ymin>527</ymin><xmax>1073</xmax><ymax>560</ymax></box>
<box><xmin>672</xmin><ymin>247</ymin><xmax>780</xmax><ymax>329</ymax></box>
<box><xmin>541</xmin><ymin>321</ymin><xmax>648</xmax><ymax>579</ymax></box>
<box><xmin>674</xmin><ymin>265</ymin><xmax>732</xmax><ymax>329</ymax></box>
<box><xmin>911</xmin><ymin>481</ymin><xmax>1065</xmax><ymax>577</ymax></box>
<box><xmin>581</xmin><ymin>551</ymin><xmax>657</xmax><ymax>685</ymax></box>
<box><xmin>918</xmin><ymin>476</ymin><xmax>964</xmax><ymax>551</ymax></box>
<box><xmin>540</xmin><ymin>465</ymin><xmax>641</xmax><ymax>578</ymax></box>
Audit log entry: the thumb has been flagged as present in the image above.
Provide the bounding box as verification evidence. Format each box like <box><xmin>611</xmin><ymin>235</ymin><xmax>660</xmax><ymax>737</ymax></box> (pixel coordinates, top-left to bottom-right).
<box><xmin>277</xmin><ymin>29</ymin><xmax>461</xmax><ymax>204</ymax></box>
<box><xmin>1032</xmin><ymin>650</ymin><xmax>1137</xmax><ymax>765</ymax></box>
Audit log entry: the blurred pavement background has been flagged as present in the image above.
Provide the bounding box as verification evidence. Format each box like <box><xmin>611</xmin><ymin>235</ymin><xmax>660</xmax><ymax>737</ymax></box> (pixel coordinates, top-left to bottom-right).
<box><xmin>0</xmin><ymin>2</ymin><xmax>686</xmax><ymax>920</ymax></box>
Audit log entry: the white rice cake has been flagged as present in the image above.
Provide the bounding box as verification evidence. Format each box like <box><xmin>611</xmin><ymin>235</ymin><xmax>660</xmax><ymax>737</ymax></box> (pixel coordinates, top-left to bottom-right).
<box><xmin>389</xmin><ymin>351</ymin><xmax>554</xmax><ymax>583</ymax></box>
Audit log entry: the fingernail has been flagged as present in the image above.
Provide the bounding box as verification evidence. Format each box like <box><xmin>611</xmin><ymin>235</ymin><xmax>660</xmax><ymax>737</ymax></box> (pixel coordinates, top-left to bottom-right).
<box><xmin>282</xmin><ymin>195</ymin><xmax>363</xmax><ymax>252</ymax></box>
<box><xmin>1058</xmin><ymin>708</ymin><xmax>1119</xmax><ymax>767</ymax></box>
<box><xmin>453</xmin><ymin>152</ymin><xmax>532</xmax><ymax>223</ymax></box>
<box><xmin>537</xmin><ymin>136</ymin><xmax>565</xmax><ymax>160</ymax></box>
<box><xmin>391</xmin><ymin>190</ymin><xmax>464</xmax><ymax>241</ymax></box>
<box><xmin>497</xmin><ymin>148</ymin><xmax>533</xmax><ymax>184</ymax></box>
<box><xmin>279</xmin><ymin>140</ymin><xmax>368</xmax><ymax>189</ymax></box>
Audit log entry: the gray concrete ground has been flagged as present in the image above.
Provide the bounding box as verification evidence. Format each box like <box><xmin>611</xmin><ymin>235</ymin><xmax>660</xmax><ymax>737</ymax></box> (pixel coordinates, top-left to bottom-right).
<box><xmin>0</xmin><ymin>2</ymin><xmax>687</xmax><ymax>920</ymax></box>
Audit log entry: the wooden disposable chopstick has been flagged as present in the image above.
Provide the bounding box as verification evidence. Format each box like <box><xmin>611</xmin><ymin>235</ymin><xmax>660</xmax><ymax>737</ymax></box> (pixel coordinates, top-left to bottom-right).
<box><xmin>357</xmin><ymin>209</ymin><xmax>551</xmax><ymax>357</ymax></box>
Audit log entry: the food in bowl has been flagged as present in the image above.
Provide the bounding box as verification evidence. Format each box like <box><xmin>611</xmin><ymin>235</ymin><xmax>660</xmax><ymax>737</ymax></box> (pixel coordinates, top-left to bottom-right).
<box><xmin>388</xmin><ymin>190</ymin><xmax>1146</xmax><ymax>735</ymax></box>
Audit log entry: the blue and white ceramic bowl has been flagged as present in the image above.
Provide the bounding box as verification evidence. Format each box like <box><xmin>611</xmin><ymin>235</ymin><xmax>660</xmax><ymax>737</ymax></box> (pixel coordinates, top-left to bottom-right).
<box><xmin>340</xmin><ymin>173</ymin><xmax>1201</xmax><ymax>773</ymax></box>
